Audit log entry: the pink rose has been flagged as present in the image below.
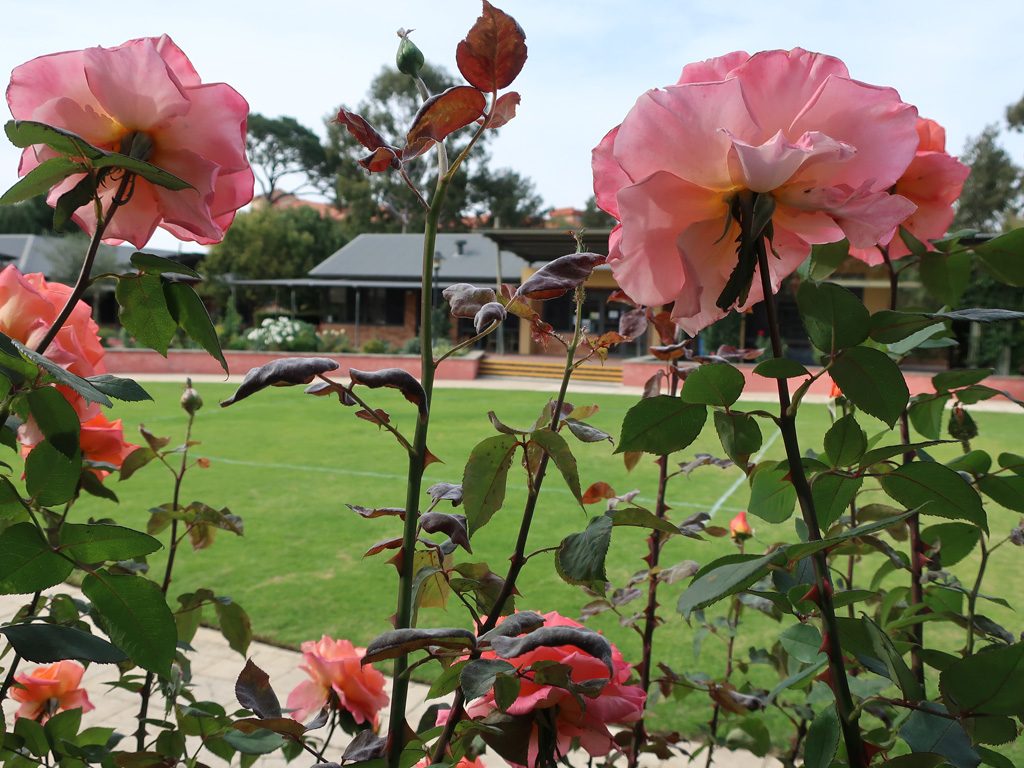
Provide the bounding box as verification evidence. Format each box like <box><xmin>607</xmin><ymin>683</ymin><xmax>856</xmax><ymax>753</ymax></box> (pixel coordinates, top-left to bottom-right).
<box><xmin>447</xmin><ymin>611</ymin><xmax>645</xmax><ymax>767</ymax></box>
<box><xmin>286</xmin><ymin>635</ymin><xmax>389</xmax><ymax>727</ymax></box>
<box><xmin>10</xmin><ymin>661</ymin><xmax>94</xmax><ymax>722</ymax></box>
<box><xmin>851</xmin><ymin>117</ymin><xmax>971</xmax><ymax>265</ymax></box>
<box><xmin>7</xmin><ymin>35</ymin><xmax>253</xmax><ymax>248</ymax></box>
<box><xmin>592</xmin><ymin>48</ymin><xmax>920</xmax><ymax>334</ymax></box>
<box><xmin>416</xmin><ymin>759</ymin><xmax>484</xmax><ymax>768</ymax></box>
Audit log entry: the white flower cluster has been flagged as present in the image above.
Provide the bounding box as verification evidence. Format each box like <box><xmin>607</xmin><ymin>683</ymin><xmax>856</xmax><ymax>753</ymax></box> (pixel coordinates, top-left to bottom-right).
<box><xmin>246</xmin><ymin>316</ymin><xmax>309</xmax><ymax>348</ymax></box>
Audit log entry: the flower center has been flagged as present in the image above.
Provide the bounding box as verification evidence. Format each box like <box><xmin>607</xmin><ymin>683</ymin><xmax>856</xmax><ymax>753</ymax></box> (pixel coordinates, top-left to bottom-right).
<box><xmin>118</xmin><ymin>131</ymin><xmax>154</xmax><ymax>162</ymax></box>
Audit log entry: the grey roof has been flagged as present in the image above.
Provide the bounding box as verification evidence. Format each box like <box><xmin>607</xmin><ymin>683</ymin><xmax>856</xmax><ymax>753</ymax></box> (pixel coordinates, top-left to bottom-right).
<box><xmin>0</xmin><ymin>234</ymin><xmax>197</xmax><ymax>279</ymax></box>
<box><xmin>309</xmin><ymin>233</ymin><xmax>527</xmax><ymax>283</ymax></box>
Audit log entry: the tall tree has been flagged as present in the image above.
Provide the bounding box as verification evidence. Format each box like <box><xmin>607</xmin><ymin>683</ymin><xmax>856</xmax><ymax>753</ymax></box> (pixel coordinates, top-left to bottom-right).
<box><xmin>0</xmin><ymin>196</ymin><xmax>60</xmax><ymax>235</ymax></box>
<box><xmin>247</xmin><ymin>113</ymin><xmax>334</xmax><ymax>205</ymax></box>
<box><xmin>1007</xmin><ymin>93</ymin><xmax>1024</xmax><ymax>132</ymax></box>
<box><xmin>201</xmin><ymin>206</ymin><xmax>347</xmax><ymax>316</ymax></box>
<box><xmin>580</xmin><ymin>195</ymin><xmax>616</xmax><ymax>229</ymax></box>
<box><xmin>952</xmin><ymin>124</ymin><xmax>1022</xmax><ymax>231</ymax></box>
<box><xmin>326</xmin><ymin>63</ymin><xmax>544</xmax><ymax>234</ymax></box>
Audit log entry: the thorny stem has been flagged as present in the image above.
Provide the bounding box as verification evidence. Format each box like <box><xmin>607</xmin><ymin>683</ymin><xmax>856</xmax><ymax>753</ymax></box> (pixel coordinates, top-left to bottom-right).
<box><xmin>965</xmin><ymin>536</ymin><xmax>990</xmax><ymax>655</ymax></box>
<box><xmin>704</xmin><ymin>568</ymin><xmax>743</xmax><ymax>768</ymax></box>
<box><xmin>136</xmin><ymin>407</ymin><xmax>196</xmax><ymax>750</ymax></box>
<box><xmin>628</xmin><ymin>367</ymin><xmax>679</xmax><ymax>768</ymax></box>
<box><xmin>755</xmin><ymin>237</ymin><xmax>867</xmax><ymax>767</ymax></box>
<box><xmin>880</xmin><ymin>246</ymin><xmax>925</xmax><ymax>691</ymax></box>
<box><xmin>429</xmin><ymin>289</ymin><xmax>586</xmax><ymax>765</ymax></box>
<box><xmin>0</xmin><ymin>592</ymin><xmax>44</xmax><ymax>702</ymax></box>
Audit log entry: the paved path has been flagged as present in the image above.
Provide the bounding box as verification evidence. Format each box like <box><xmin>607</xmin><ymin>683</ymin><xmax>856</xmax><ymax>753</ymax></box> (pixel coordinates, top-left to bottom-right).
<box><xmin>1</xmin><ymin>589</ymin><xmax>779</xmax><ymax>767</ymax></box>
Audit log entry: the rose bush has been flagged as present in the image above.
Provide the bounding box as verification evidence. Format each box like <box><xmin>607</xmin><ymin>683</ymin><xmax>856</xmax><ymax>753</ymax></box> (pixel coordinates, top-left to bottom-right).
<box><xmin>287</xmin><ymin>635</ymin><xmax>389</xmax><ymax>726</ymax></box>
<box><xmin>10</xmin><ymin>661</ymin><xmax>94</xmax><ymax>722</ymax></box>
<box><xmin>446</xmin><ymin>612</ymin><xmax>645</xmax><ymax>767</ymax></box>
<box><xmin>592</xmin><ymin>48</ymin><xmax>920</xmax><ymax>333</ymax></box>
<box><xmin>7</xmin><ymin>35</ymin><xmax>253</xmax><ymax>248</ymax></box>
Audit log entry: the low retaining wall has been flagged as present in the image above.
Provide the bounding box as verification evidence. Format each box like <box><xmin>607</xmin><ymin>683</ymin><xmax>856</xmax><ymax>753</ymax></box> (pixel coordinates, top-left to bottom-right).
<box><xmin>102</xmin><ymin>348</ymin><xmax>482</xmax><ymax>381</ymax></box>
<box><xmin>621</xmin><ymin>357</ymin><xmax>1024</xmax><ymax>400</ymax></box>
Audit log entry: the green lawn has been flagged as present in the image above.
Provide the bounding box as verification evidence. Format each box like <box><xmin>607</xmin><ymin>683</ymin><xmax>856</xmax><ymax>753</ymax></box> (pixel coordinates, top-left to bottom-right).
<box><xmin>72</xmin><ymin>380</ymin><xmax>1024</xmax><ymax>759</ymax></box>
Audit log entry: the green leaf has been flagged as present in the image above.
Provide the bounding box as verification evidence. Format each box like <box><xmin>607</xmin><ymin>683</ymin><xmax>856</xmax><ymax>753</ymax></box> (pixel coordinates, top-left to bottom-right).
<box><xmin>555</xmin><ymin>515</ymin><xmax>612</xmax><ymax>588</ymax></box>
<box><xmin>0</xmin><ymin>623</ymin><xmax>127</xmax><ymax>663</ymax></box>
<box><xmin>803</xmin><ymin>704</ymin><xmax>840</xmax><ymax>768</ymax></box>
<box><xmin>0</xmin><ymin>522</ymin><xmax>74</xmax><ymax>594</ymax></box>
<box><xmin>606</xmin><ymin>507</ymin><xmax>678</xmax><ymax>536</ymax></box>
<box><xmin>920</xmin><ymin>250</ymin><xmax>971</xmax><ymax>306</ymax></box>
<box><xmin>940</xmin><ymin>643</ymin><xmax>1024</xmax><ymax>716</ymax></box>
<box><xmin>82</xmin><ymin>570</ymin><xmax>177</xmax><ymax>676</ymax></box>
<box><xmin>616</xmin><ymin>396</ymin><xmax>707</xmax><ymax>455</ymax></box>
<box><xmin>871</xmin><ymin>310</ymin><xmax>946</xmax><ymax>344</ymax></box>
<box><xmin>462</xmin><ymin>434</ymin><xmax>518</xmax><ymax>534</ymax></box>
<box><xmin>59</xmin><ymin>523</ymin><xmax>162</xmax><ymax>563</ymax></box>
<box><xmin>215</xmin><ymin>599</ymin><xmax>252</xmax><ymax>656</ymax></box>
<box><xmin>779</xmin><ymin>624</ymin><xmax>823</xmax><ymax>664</ymax></box>
<box><xmin>677</xmin><ymin>551</ymin><xmax>781</xmax><ymax>617</ymax></box>
<box><xmin>753</xmin><ymin>358</ymin><xmax>809</xmax><ymax>379</ymax></box>
<box><xmin>27</xmin><ymin>386</ymin><xmax>80</xmax><ymax>457</ymax></box>
<box><xmin>811</xmin><ymin>473</ymin><xmax>862</xmax><ymax>529</ymax></box>
<box><xmin>973</xmin><ymin>228</ymin><xmax>1024</xmax><ymax>286</ymax></box>
<box><xmin>864</xmin><ymin>614</ymin><xmax>924</xmax><ymax>701</ymax></box>
<box><xmin>829</xmin><ymin>346</ymin><xmax>908</xmax><ymax>426</ymax></box>
<box><xmin>116</xmin><ymin>274</ymin><xmax>178</xmax><ymax>355</ymax></box>
<box><xmin>823</xmin><ymin>413</ymin><xmax>867</xmax><ymax>467</ymax></box>
<box><xmin>879</xmin><ymin>462</ymin><xmax>986</xmax><ymax>531</ymax></box>
<box><xmin>680</xmin><ymin>363</ymin><xmax>745</xmax><ymax>407</ymax></box>
<box><xmin>460</xmin><ymin>659</ymin><xmax>515</xmax><ymax>700</ymax></box>
<box><xmin>92</xmin><ymin>152</ymin><xmax>192</xmax><ymax>191</ymax></box>
<box><xmin>13</xmin><ymin>341</ymin><xmax>112</xmax><ymax>407</ymax></box>
<box><xmin>53</xmin><ymin>175</ymin><xmax>95</xmax><ymax>232</ymax></box>
<box><xmin>0</xmin><ymin>157</ymin><xmax>84</xmax><ymax>205</ymax></box>
<box><xmin>4</xmin><ymin>120</ymin><xmax>106</xmax><ymax>160</ymax></box>
<box><xmin>427</xmin><ymin>660</ymin><xmax>468</xmax><ymax>699</ymax></box>
<box><xmin>921</xmin><ymin>523</ymin><xmax>981</xmax><ymax>567</ymax></box>
<box><xmin>15</xmin><ymin>717</ymin><xmax>50</xmax><ymax>757</ymax></box>
<box><xmin>977</xmin><ymin>474</ymin><xmax>1024</xmax><ymax>513</ymax></box>
<box><xmin>934</xmin><ymin>369</ymin><xmax>993</xmax><ymax>392</ymax></box>
<box><xmin>44</xmin><ymin>708</ymin><xmax>82</xmax><ymax>748</ymax></box>
<box><xmin>797</xmin><ymin>281</ymin><xmax>870</xmax><ymax>353</ymax></box>
<box><xmin>714</xmin><ymin>410</ymin><xmax>762</xmax><ymax>466</ymax></box>
<box><xmin>803</xmin><ymin>239</ymin><xmax>850</xmax><ymax>281</ymax></box>
<box><xmin>25</xmin><ymin>440</ymin><xmax>81</xmax><ymax>507</ymax></box>
<box><xmin>530</xmin><ymin>428</ymin><xmax>582</xmax><ymax>504</ymax></box>
<box><xmin>164</xmin><ymin>281</ymin><xmax>228</xmax><ymax>374</ymax></box>
<box><xmin>910</xmin><ymin>394</ymin><xmax>952</xmax><ymax>440</ymax></box>
<box><xmin>900</xmin><ymin>704</ymin><xmax>981</xmax><ymax>768</ymax></box>
<box><xmin>784</xmin><ymin>509</ymin><xmax>916</xmax><ymax>563</ymax></box>
<box><xmin>748</xmin><ymin>465</ymin><xmax>796</xmax><ymax>523</ymax></box>
<box><xmin>977</xmin><ymin>747</ymin><xmax>1014</xmax><ymax>768</ymax></box>
<box><xmin>86</xmin><ymin>374</ymin><xmax>152</xmax><ymax>402</ymax></box>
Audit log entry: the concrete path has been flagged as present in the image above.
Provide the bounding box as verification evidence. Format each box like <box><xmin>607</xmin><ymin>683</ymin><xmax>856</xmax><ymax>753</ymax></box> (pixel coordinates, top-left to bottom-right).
<box><xmin>1</xmin><ymin>589</ymin><xmax>779</xmax><ymax>767</ymax></box>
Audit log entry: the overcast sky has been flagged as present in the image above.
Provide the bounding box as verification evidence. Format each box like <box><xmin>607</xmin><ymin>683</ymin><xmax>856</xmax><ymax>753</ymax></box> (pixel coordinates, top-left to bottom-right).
<box><xmin>2</xmin><ymin>0</ymin><xmax>1022</xmax><ymax>251</ymax></box>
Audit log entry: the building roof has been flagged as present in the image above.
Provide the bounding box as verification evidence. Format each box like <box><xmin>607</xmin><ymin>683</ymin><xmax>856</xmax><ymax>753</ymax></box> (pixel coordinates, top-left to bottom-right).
<box><xmin>0</xmin><ymin>233</ymin><xmax>201</xmax><ymax>279</ymax></box>
<box><xmin>309</xmin><ymin>232</ymin><xmax>527</xmax><ymax>282</ymax></box>
<box><xmin>483</xmin><ymin>228</ymin><xmax>613</xmax><ymax>262</ymax></box>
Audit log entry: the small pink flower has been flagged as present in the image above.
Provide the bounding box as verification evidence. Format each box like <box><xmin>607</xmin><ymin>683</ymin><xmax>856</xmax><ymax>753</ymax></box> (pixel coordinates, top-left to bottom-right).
<box><xmin>442</xmin><ymin>611</ymin><xmax>645</xmax><ymax>767</ymax></box>
<box><xmin>729</xmin><ymin>511</ymin><xmax>753</xmax><ymax>542</ymax></box>
<box><xmin>592</xmin><ymin>48</ymin><xmax>920</xmax><ymax>334</ymax></box>
<box><xmin>7</xmin><ymin>35</ymin><xmax>253</xmax><ymax>248</ymax></box>
<box><xmin>416</xmin><ymin>758</ymin><xmax>485</xmax><ymax>768</ymax></box>
<box><xmin>851</xmin><ymin>117</ymin><xmax>970</xmax><ymax>265</ymax></box>
<box><xmin>11</xmin><ymin>661</ymin><xmax>94</xmax><ymax>722</ymax></box>
<box><xmin>286</xmin><ymin>635</ymin><xmax>389</xmax><ymax>727</ymax></box>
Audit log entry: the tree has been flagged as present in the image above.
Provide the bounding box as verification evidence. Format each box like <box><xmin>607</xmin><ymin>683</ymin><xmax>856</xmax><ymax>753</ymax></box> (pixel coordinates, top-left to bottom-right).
<box><xmin>0</xmin><ymin>196</ymin><xmax>60</xmax><ymax>234</ymax></box>
<box><xmin>1007</xmin><ymin>92</ymin><xmax>1024</xmax><ymax>132</ymax></box>
<box><xmin>580</xmin><ymin>195</ymin><xmax>616</xmax><ymax>229</ymax></box>
<box><xmin>952</xmin><ymin>124</ymin><xmax>1022</xmax><ymax>231</ymax></box>
<box><xmin>247</xmin><ymin>113</ymin><xmax>334</xmax><ymax>205</ymax></box>
<box><xmin>201</xmin><ymin>206</ymin><xmax>347</xmax><ymax>317</ymax></box>
<box><xmin>326</xmin><ymin>63</ymin><xmax>544</xmax><ymax>234</ymax></box>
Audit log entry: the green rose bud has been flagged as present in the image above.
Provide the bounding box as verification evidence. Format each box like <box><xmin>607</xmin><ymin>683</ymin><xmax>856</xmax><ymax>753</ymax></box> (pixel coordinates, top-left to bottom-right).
<box><xmin>181</xmin><ymin>377</ymin><xmax>203</xmax><ymax>415</ymax></box>
<box><xmin>396</xmin><ymin>28</ymin><xmax>424</xmax><ymax>78</ymax></box>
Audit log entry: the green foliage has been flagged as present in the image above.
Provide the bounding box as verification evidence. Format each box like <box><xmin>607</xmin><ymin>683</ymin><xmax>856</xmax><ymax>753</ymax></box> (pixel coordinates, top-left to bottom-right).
<box><xmin>953</xmin><ymin>125</ymin><xmax>1022</xmax><ymax>232</ymax></box>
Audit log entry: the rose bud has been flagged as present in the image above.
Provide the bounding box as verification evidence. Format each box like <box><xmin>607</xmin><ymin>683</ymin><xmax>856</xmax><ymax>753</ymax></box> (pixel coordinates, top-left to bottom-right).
<box><xmin>729</xmin><ymin>511</ymin><xmax>753</xmax><ymax>542</ymax></box>
<box><xmin>181</xmin><ymin>378</ymin><xmax>203</xmax><ymax>415</ymax></box>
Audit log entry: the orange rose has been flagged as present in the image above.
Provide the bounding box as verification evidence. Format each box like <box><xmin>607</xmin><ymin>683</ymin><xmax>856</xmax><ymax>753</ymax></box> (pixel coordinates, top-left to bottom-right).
<box><xmin>286</xmin><ymin>635</ymin><xmax>389</xmax><ymax>727</ymax></box>
<box><xmin>11</xmin><ymin>661</ymin><xmax>94</xmax><ymax>722</ymax></box>
<box><xmin>729</xmin><ymin>511</ymin><xmax>754</xmax><ymax>542</ymax></box>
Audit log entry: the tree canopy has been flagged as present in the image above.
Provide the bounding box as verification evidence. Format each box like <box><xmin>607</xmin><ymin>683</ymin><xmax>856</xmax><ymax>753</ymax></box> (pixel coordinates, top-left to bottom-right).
<box><xmin>247</xmin><ymin>113</ymin><xmax>334</xmax><ymax>204</ymax></box>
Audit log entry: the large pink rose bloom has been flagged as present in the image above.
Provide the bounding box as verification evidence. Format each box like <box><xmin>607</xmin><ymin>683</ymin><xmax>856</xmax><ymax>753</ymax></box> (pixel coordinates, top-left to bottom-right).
<box><xmin>851</xmin><ymin>117</ymin><xmax>970</xmax><ymax>265</ymax></box>
<box><xmin>593</xmin><ymin>48</ymin><xmax>920</xmax><ymax>334</ymax></box>
<box><xmin>7</xmin><ymin>35</ymin><xmax>253</xmax><ymax>248</ymax></box>
<box><xmin>286</xmin><ymin>635</ymin><xmax>389</xmax><ymax>727</ymax></box>
<box><xmin>444</xmin><ymin>611</ymin><xmax>645</xmax><ymax>767</ymax></box>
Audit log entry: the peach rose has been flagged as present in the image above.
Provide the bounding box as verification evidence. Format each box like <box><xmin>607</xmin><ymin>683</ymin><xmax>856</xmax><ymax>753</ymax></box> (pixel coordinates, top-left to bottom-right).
<box><xmin>851</xmin><ymin>117</ymin><xmax>971</xmax><ymax>265</ymax></box>
<box><xmin>729</xmin><ymin>511</ymin><xmax>753</xmax><ymax>542</ymax></box>
<box><xmin>446</xmin><ymin>611</ymin><xmax>645</xmax><ymax>767</ymax></box>
<box><xmin>7</xmin><ymin>35</ymin><xmax>253</xmax><ymax>248</ymax></box>
<box><xmin>592</xmin><ymin>48</ymin><xmax>920</xmax><ymax>334</ymax></box>
<box><xmin>286</xmin><ymin>635</ymin><xmax>389</xmax><ymax>727</ymax></box>
<box><xmin>10</xmin><ymin>661</ymin><xmax>94</xmax><ymax>722</ymax></box>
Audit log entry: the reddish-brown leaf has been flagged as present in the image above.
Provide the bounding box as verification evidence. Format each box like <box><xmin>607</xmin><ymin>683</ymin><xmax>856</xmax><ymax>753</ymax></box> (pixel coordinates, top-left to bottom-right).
<box><xmin>487</xmin><ymin>91</ymin><xmax>521</xmax><ymax>129</ymax></box>
<box><xmin>364</xmin><ymin>537</ymin><xmax>403</xmax><ymax>557</ymax></box>
<box><xmin>405</xmin><ymin>86</ymin><xmax>486</xmax><ymax>158</ymax></box>
<box><xmin>443</xmin><ymin>283</ymin><xmax>497</xmax><ymax>318</ymax></box>
<box><xmin>623</xmin><ymin>451</ymin><xmax>642</xmax><ymax>472</ymax></box>
<box><xmin>347</xmin><ymin>504</ymin><xmax>406</xmax><ymax>520</ymax></box>
<box><xmin>582</xmin><ymin>481</ymin><xmax>616</xmax><ymax>505</ymax></box>
<box><xmin>651</xmin><ymin>311</ymin><xmax>678</xmax><ymax>345</ymax></box>
<box><xmin>516</xmin><ymin>252</ymin><xmax>606</xmax><ymax>301</ymax></box>
<box><xmin>649</xmin><ymin>341</ymin><xmax>690</xmax><ymax>361</ymax></box>
<box><xmin>619</xmin><ymin>308</ymin><xmax>648</xmax><ymax>340</ymax></box>
<box><xmin>355</xmin><ymin>408</ymin><xmax>391</xmax><ymax>426</ymax></box>
<box><xmin>456</xmin><ymin>1</ymin><xmax>528</xmax><ymax>92</ymax></box>
<box><xmin>349</xmin><ymin>368</ymin><xmax>427</xmax><ymax>416</ymax></box>
<box><xmin>358</xmin><ymin>146</ymin><xmax>401</xmax><ymax>173</ymax></box>
<box><xmin>335</xmin><ymin>108</ymin><xmax>391</xmax><ymax>152</ymax></box>
<box><xmin>608</xmin><ymin>290</ymin><xmax>638</xmax><ymax>307</ymax></box>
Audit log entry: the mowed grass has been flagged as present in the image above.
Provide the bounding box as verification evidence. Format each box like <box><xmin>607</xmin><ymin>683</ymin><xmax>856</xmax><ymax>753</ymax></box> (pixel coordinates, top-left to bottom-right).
<box><xmin>72</xmin><ymin>380</ymin><xmax>1024</xmax><ymax>755</ymax></box>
